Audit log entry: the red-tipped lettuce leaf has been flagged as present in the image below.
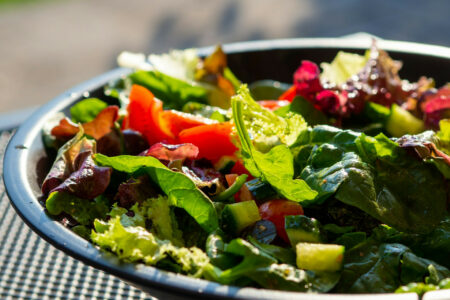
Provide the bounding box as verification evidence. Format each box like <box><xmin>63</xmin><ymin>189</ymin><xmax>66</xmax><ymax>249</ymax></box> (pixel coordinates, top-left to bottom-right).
<box><xmin>294</xmin><ymin>60</ymin><xmax>323</xmax><ymax>101</ymax></box>
<box><xmin>50</xmin><ymin>150</ymin><xmax>112</xmax><ymax>199</ymax></box>
<box><xmin>146</xmin><ymin>142</ymin><xmax>199</xmax><ymax>161</ymax></box>
<box><xmin>51</xmin><ymin>105</ymin><xmax>119</xmax><ymax>140</ymax></box>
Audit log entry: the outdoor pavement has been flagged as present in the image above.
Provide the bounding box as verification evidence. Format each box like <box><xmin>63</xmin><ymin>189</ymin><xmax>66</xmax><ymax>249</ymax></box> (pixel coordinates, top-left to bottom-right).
<box><xmin>0</xmin><ymin>0</ymin><xmax>449</xmax><ymax>119</ymax></box>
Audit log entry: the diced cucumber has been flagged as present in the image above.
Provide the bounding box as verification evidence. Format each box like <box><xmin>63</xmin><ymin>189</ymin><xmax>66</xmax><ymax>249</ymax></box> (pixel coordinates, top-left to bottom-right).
<box><xmin>385</xmin><ymin>104</ymin><xmax>425</xmax><ymax>137</ymax></box>
<box><xmin>221</xmin><ymin>200</ymin><xmax>261</xmax><ymax>235</ymax></box>
<box><xmin>215</xmin><ymin>156</ymin><xmax>236</xmax><ymax>174</ymax></box>
<box><xmin>285</xmin><ymin>215</ymin><xmax>323</xmax><ymax>247</ymax></box>
<box><xmin>245</xmin><ymin>178</ymin><xmax>277</xmax><ymax>202</ymax></box>
<box><xmin>363</xmin><ymin>102</ymin><xmax>390</xmax><ymax>123</ymax></box>
<box><xmin>296</xmin><ymin>243</ymin><xmax>345</xmax><ymax>272</ymax></box>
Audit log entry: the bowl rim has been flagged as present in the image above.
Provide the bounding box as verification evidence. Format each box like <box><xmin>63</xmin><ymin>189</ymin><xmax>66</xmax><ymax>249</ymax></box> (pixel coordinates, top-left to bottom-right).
<box><xmin>3</xmin><ymin>37</ymin><xmax>450</xmax><ymax>300</ymax></box>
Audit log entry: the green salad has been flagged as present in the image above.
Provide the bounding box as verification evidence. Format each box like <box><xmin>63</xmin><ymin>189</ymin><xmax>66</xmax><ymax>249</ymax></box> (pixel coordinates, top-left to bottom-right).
<box><xmin>41</xmin><ymin>43</ymin><xmax>450</xmax><ymax>295</ymax></box>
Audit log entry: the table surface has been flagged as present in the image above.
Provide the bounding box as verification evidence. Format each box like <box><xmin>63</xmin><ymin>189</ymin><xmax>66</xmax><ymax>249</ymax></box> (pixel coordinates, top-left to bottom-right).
<box><xmin>0</xmin><ymin>130</ymin><xmax>154</xmax><ymax>300</ymax></box>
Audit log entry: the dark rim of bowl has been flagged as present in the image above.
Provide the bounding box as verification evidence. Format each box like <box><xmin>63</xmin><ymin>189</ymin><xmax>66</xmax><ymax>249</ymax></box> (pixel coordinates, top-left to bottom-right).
<box><xmin>3</xmin><ymin>38</ymin><xmax>450</xmax><ymax>300</ymax></box>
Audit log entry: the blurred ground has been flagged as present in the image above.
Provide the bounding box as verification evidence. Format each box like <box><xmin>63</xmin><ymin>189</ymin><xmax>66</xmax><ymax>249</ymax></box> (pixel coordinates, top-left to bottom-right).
<box><xmin>0</xmin><ymin>0</ymin><xmax>449</xmax><ymax>115</ymax></box>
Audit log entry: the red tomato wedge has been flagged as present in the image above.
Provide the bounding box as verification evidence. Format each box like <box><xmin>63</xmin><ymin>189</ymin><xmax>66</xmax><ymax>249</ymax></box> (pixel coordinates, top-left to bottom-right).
<box><xmin>278</xmin><ymin>85</ymin><xmax>297</xmax><ymax>102</ymax></box>
<box><xmin>161</xmin><ymin>110</ymin><xmax>217</xmax><ymax>137</ymax></box>
<box><xmin>126</xmin><ymin>85</ymin><xmax>175</xmax><ymax>145</ymax></box>
<box><xmin>258</xmin><ymin>100</ymin><xmax>290</xmax><ymax>111</ymax></box>
<box><xmin>178</xmin><ymin>122</ymin><xmax>238</xmax><ymax>163</ymax></box>
<box><xmin>259</xmin><ymin>199</ymin><xmax>304</xmax><ymax>243</ymax></box>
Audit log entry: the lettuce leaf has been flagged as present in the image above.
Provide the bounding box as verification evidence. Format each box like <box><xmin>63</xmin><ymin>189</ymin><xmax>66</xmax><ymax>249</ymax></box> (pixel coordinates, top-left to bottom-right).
<box><xmin>46</xmin><ymin>192</ymin><xmax>109</xmax><ymax>226</ymax></box>
<box><xmin>129</xmin><ymin>70</ymin><xmax>208</xmax><ymax>110</ymax></box>
<box><xmin>70</xmin><ymin>98</ymin><xmax>108</xmax><ymax>123</ymax></box>
<box><xmin>91</xmin><ymin>216</ymin><xmax>211</xmax><ymax>277</ymax></box>
<box><xmin>320</xmin><ymin>50</ymin><xmax>369</xmax><ymax>85</ymax></box>
<box><xmin>232</xmin><ymin>88</ymin><xmax>318</xmax><ymax>203</ymax></box>
<box><xmin>232</xmin><ymin>85</ymin><xmax>307</xmax><ymax>152</ymax></box>
<box><xmin>93</xmin><ymin>154</ymin><xmax>219</xmax><ymax>233</ymax></box>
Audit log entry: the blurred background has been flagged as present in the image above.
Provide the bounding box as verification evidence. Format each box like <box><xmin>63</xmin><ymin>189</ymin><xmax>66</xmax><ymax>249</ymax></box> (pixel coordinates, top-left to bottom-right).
<box><xmin>0</xmin><ymin>0</ymin><xmax>449</xmax><ymax>122</ymax></box>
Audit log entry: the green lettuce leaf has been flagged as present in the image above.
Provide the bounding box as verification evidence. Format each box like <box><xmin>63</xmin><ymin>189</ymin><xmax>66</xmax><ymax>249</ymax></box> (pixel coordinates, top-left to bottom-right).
<box><xmin>93</xmin><ymin>154</ymin><xmax>218</xmax><ymax>233</ymax></box>
<box><xmin>139</xmin><ymin>196</ymin><xmax>184</xmax><ymax>246</ymax></box>
<box><xmin>70</xmin><ymin>98</ymin><xmax>108</xmax><ymax>123</ymax></box>
<box><xmin>232</xmin><ymin>89</ymin><xmax>318</xmax><ymax>203</ymax></box>
<box><xmin>436</xmin><ymin>119</ymin><xmax>450</xmax><ymax>154</ymax></box>
<box><xmin>46</xmin><ymin>191</ymin><xmax>109</xmax><ymax>226</ymax></box>
<box><xmin>232</xmin><ymin>85</ymin><xmax>307</xmax><ymax>152</ymax></box>
<box><xmin>148</xmin><ymin>48</ymin><xmax>199</xmax><ymax>82</ymax></box>
<box><xmin>91</xmin><ymin>216</ymin><xmax>211</xmax><ymax>277</ymax></box>
<box><xmin>320</xmin><ymin>50</ymin><xmax>369</xmax><ymax>85</ymax></box>
<box><xmin>129</xmin><ymin>70</ymin><xmax>208</xmax><ymax>110</ymax></box>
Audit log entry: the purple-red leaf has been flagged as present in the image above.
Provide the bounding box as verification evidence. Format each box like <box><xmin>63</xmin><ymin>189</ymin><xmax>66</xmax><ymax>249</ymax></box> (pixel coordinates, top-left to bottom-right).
<box><xmin>145</xmin><ymin>142</ymin><xmax>199</xmax><ymax>161</ymax></box>
<box><xmin>50</xmin><ymin>150</ymin><xmax>112</xmax><ymax>199</ymax></box>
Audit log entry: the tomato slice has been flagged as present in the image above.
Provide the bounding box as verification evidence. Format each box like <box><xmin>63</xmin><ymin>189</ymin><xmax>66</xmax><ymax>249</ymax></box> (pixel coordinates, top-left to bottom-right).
<box><xmin>161</xmin><ymin>110</ymin><xmax>217</xmax><ymax>137</ymax></box>
<box><xmin>178</xmin><ymin>122</ymin><xmax>238</xmax><ymax>163</ymax></box>
<box><xmin>278</xmin><ymin>85</ymin><xmax>297</xmax><ymax>102</ymax></box>
<box><xmin>259</xmin><ymin>199</ymin><xmax>304</xmax><ymax>243</ymax></box>
<box><xmin>126</xmin><ymin>85</ymin><xmax>175</xmax><ymax>145</ymax></box>
<box><xmin>258</xmin><ymin>100</ymin><xmax>290</xmax><ymax>111</ymax></box>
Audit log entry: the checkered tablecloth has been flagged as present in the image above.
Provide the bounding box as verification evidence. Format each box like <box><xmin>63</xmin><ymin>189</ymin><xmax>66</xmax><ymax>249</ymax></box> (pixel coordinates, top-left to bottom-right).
<box><xmin>0</xmin><ymin>131</ymin><xmax>154</xmax><ymax>300</ymax></box>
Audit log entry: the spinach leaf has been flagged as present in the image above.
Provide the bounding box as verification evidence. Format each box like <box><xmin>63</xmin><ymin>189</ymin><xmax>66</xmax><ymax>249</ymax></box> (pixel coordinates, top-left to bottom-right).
<box><xmin>335</xmin><ymin>242</ymin><xmax>450</xmax><ymax>293</ymax></box>
<box><xmin>93</xmin><ymin>154</ymin><xmax>219</xmax><ymax>233</ymax></box>
<box><xmin>218</xmin><ymin>238</ymin><xmax>340</xmax><ymax>292</ymax></box>
<box><xmin>342</xmin><ymin>133</ymin><xmax>447</xmax><ymax>233</ymax></box>
<box><xmin>247</xmin><ymin>236</ymin><xmax>296</xmax><ymax>265</ymax></box>
<box><xmin>334</xmin><ymin>232</ymin><xmax>366</xmax><ymax>250</ymax></box>
<box><xmin>232</xmin><ymin>89</ymin><xmax>318</xmax><ymax>203</ymax></box>
<box><xmin>297</xmin><ymin>126</ymin><xmax>447</xmax><ymax>233</ymax></box>
<box><xmin>373</xmin><ymin>216</ymin><xmax>450</xmax><ymax>269</ymax></box>
<box><xmin>129</xmin><ymin>70</ymin><xmax>208</xmax><ymax>110</ymax></box>
<box><xmin>219</xmin><ymin>238</ymin><xmax>276</xmax><ymax>284</ymax></box>
<box><xmin>70</xmin><ymin>98</ymin><xmax>108</xmax><ymax>123</ymax></box>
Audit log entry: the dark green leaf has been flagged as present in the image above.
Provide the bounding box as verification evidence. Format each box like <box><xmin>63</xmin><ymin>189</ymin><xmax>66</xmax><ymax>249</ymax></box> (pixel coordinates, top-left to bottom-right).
<box><xmin>248</xmin><ymin>80</ymin><xmax>290</xmax><ymax>100</ymax></box>
<box><xmin>288</xmin><ymin>96</ymin><xmax>328</xmax><ymax>126</ymax></box>
<box><xmin>335</xmin><ymin>242</ymin><xmax>450</xmax><ymax>293</ymax></box>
